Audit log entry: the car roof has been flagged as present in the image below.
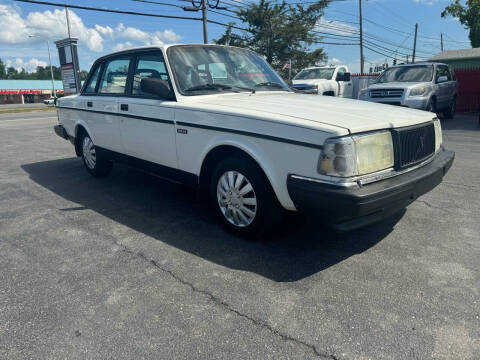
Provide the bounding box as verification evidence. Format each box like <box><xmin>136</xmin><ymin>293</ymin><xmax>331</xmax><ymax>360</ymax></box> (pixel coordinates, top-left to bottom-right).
<box><xmin>392</xmin><ymin>62</ymin><xmax>448</xmax><ymax>68</ymax></box>
<box><xmin>96</xmin><ymin>43</ymin><xmax>250</xmax><ymax>61</ymax></box>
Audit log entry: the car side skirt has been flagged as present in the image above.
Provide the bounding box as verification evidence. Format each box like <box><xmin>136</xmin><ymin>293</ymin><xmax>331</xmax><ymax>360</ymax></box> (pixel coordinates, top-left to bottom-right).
<box><xmin>96</xmin><ymin>146</ymin><xmax>199</xmax><ymax>189</ymax></box>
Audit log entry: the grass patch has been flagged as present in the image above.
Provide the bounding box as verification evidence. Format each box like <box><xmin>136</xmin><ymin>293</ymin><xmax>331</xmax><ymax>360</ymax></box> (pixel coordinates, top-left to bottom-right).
<box><xmin>0</xmin><ymin>107</ymin><xmax>57</xmax><ymax>114</ymax></box>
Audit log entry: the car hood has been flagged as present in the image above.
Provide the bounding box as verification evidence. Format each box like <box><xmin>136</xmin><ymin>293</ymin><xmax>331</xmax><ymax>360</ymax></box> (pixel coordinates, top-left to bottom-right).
<box><xmin>183</xmin><ymin>92</ymin><xmax>435</xmax><ymax>134</ymax></box>
<box><xmin>368</xmin><ymin>82</ymin><xmax>431</xmax><ymax>90</ymax></box>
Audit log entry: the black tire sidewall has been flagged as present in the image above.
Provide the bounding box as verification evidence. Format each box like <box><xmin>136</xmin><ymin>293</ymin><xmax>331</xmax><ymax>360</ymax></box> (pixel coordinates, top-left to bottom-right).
<box><xmin>427</xmin><ymin>98</ymin><xmax>436</xmax><ymax>113</ymax></box>
<box><xmin>209</xmin><ymin>156</ymin><xmax>281</xmax><ymax>237</ymax></box>
<box><xmin>80</xmin><ymin>133</ymin><xmax>112</xmax><ymax>177</ymax></box>
<box><xmin>443</xmin><ymin>97</ymin><xmax>456</xmax><ymax>119</ymax></box>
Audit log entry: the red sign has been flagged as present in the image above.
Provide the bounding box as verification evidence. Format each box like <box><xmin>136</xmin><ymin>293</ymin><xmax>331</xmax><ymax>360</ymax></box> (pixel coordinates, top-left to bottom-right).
<box><xmin>0</xmin><ymin>90</ymin><xmax>42</xmax><ymax>94</ymax></box>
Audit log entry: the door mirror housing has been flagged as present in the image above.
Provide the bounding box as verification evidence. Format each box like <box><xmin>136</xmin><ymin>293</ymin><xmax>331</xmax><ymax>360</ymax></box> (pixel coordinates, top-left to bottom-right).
<box><xmin>337</xmin><ymin>72</ymin><xmax>351</xmax><ymax>82</ymax></box>
<box><xmin>140</xmin><ymin>78</ymin><xmax>174</xmax><ymax>99</ymax></box>
<box><xmin>437</xmin><ymin>75</ymin><xmax>448</xmax><ymax>84</ymax></box>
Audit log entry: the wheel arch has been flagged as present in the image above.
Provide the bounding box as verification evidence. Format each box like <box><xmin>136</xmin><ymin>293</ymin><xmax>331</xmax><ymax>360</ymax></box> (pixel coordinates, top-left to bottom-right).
<box><xmin>198</xmin><ymin>142</ymin><xmax>285</xmax><ymax>208</ymax></box>
<box><xmin>73</xmin><ymin>122</ymin><xmax>92</xmax><ymax>157</ymax></box>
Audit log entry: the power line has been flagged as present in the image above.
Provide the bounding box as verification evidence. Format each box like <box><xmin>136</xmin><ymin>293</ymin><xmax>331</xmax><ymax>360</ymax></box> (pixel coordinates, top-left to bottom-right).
<box><xmin>133</xmin><ymin>0</ymin><xmax>184</xmax><ymax>9</ymax></box>
<box><xmin>15</xmin><ymin>0</ymin><xmax>202</xmax><ymax>20</ymax></box>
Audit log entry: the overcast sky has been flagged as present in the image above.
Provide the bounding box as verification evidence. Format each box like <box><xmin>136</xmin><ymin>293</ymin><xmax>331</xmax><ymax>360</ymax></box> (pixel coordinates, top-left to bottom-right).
<box><xmin>0</xmin><ymin>0</ymin><xmax>471</xmax><ymax>74</ymax></box>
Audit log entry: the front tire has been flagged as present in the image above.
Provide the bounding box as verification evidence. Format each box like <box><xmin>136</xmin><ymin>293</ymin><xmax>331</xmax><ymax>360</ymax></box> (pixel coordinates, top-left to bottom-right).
<box><xmin>79</xmin><ymin>133</ymin><xmax>112</xmax><ymax>177</ymax></box>
<box><xmin>426</xmin><ymin>98</ymin><xmax>436</xmax><ymax>113</ymax></box>
<box><xmin>209</xmin><ymin>156</ymin><xmax>282</xmax><ymax>238</ymax></box>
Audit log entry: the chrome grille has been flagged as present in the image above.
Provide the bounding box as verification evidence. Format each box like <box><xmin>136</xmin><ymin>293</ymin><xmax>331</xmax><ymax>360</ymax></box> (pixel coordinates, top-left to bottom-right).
<box><xmin>392</xmin><ymin>123</ymin><xmax>435</xmax><ymax>169</ymax></box>
<box><xmin>369</xmin><ymin>89</ymin><xmax>404</xmax><ymax>98</ymax></box>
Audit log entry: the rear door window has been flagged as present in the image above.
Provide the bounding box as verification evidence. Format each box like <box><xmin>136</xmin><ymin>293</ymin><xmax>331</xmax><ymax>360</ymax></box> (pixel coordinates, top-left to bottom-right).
<box><xmin>98</xmin><ymin>57</ymin><xmax>131</xmax><ymax>94</ymax></box>
<box><xmin>83</xmin><ymin>64</ymin><xmax>102</xmax><ymax>93</ymax></box>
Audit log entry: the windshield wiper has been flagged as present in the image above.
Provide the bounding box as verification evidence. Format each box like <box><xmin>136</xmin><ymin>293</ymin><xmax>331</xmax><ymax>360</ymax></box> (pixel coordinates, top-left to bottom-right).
<box><xmin>253</xmin><ymin>82</ymin><xmax>284</xmax><ymax>89</ymax></box>
<box><xmin>185</xmin><ymin>83</ymin><xmax>256</xmax><ymax>94</ymax></box>
<box><xmin>185</xmin><ymin>83</ymin><xmax>233</xmax><ymax>92</ymax></box>
<box><xmin>230</xmin><ymin>85</ymin><xmax>255</xmax><ymax>92</ymax></box>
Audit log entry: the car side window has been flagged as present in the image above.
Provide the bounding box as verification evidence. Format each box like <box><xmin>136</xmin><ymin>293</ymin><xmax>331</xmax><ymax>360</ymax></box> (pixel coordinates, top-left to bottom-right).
<box><xmin>132</xmin><ymin>53</ymin><xmax>169</xmax><ymax>96</ymax></box>
<box><xmin>83</xmin><ymin>64</ymin><xmax>102</xmax><ymax>94</ymax></box>
<box><xmin>98</xmin><ymin>57</ymin><xmax>131</xmax><ymax>94</ymax></box>
<box><xmin>436</xmin><ymin>66</ymin><xmax>450</xmax><ymax>83</ymax></box>
<box><xmin>443</xmin><ymin>66</ymin><xmax>452</xmax><ymax>81</ymax></box>
<box><xmin>337</xmin><ymin>67</ymin><xmax>345</xmax><ymax>77</ymax></box>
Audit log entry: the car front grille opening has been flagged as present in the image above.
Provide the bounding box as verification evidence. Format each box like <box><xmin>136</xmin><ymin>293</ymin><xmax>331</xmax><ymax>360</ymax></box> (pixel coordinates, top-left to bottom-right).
<box><xmin>370</xmin><ymin>89</ymin><xmax>404</xmax><ymax>98</ymax></box>
<box><xmin>393</xmin><ymin>123</ymin><xmax>435</xmax><ymax>169</ymax></box>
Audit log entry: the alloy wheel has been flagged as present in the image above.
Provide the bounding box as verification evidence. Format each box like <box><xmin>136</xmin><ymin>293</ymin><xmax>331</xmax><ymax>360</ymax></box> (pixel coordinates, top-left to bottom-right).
<box><xmin>82</xmin><ymin>136</ymin><xmax>96</xmax><ymax>170</ymax></box>
<box><xmin>217</xmin><ymin>171</ymin><xmax>257</xmax><ymax>227</ymax></box>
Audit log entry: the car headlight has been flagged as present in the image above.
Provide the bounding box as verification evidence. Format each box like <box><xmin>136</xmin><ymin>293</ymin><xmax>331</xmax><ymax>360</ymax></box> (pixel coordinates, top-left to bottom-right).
<box><xmin>433</xmin><ymin>118</ymin><xmax>442</xmax><ymax>151</ymax></box>
<box><xmin>409</xmin><ymin>86</ymin><xmax>430</xmax><ymax>97</ymax></box>
<box><xmin>318</xmin><ymin>131</ymin><xmax>394</xmax><ymax>177</ymax></box>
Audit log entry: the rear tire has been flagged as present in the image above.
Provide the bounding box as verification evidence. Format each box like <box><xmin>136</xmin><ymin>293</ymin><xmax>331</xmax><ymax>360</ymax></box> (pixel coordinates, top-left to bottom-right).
<box><xmin>79</xmin><ymin>132</ymin><xmax>112</xmax><ymax>177</ymax></box>
<box><xmin>209</xmin><ymin>155</ymin><xmax>282</xmax><ymax>238</ymax></box>
<box><xmin>443</xmin><ymin>96</ymin><xmax>456</xmax><ymax>119</ymax></box>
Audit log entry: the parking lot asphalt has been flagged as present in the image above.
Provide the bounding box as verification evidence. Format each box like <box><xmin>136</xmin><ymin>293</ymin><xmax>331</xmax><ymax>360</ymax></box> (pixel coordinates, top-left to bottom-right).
<box><xmin>0</xmin><ymin>110</ymin><xmax>478</xmax><ymax>360</ymax></box>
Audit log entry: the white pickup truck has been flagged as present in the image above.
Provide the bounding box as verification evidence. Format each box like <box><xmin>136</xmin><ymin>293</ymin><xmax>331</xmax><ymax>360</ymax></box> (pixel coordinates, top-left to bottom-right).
<box><xmin>291</xmin><ymin>65</ymin><xmax>353</xmax><ymax>98</ymax></box>
<box><xmin>54</xmin><ymin>44</ymin><xmax>454</xmax><ymax>237</ymax></box>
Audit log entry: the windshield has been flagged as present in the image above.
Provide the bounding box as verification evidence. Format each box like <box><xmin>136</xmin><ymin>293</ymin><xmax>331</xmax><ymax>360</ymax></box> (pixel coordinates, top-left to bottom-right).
<box><xmin>293</xmin><ymin>68</ymin><xmax>334</xmax><ymax>80</ymax></box>
<box><xmin>375</xmin><ymin>65</ymin><xmax>434</xmax><ymax>83</ymax></box>
<box><xmin>167</xmin><ymin>45</ymin><xmax>290</xmax><ymax>95</ymax></box>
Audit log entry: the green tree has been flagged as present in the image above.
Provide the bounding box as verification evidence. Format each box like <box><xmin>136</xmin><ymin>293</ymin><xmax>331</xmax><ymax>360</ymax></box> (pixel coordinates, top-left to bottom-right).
<box><xmin>79</xmin><ymin>70</ymin><xmax>89</xmax><ymax>81</ymax></box>
<box><xmin>0</xmin><ymin>59</ymin><xmax>6</xmax><ymax>79</ymax></box>
<box><xmin>214</xmin><ymin>0</ymin><xmax>330</xmax><ymax>76</ymax></box>
<box><xmin>441</xmin><ymin>0</ymin><xmax>480</xmax><ymax>47</ymax></box>
<box><xmin>6</xmin><ymin>67</ymin><xmax>18</xmax><ymax>79</ymax></box>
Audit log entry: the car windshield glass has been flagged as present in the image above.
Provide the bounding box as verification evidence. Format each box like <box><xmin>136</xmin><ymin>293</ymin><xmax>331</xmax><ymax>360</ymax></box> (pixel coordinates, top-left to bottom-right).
<box><xmin>375</xmin><ymin>65</ymin><xmax>434</xmax><ymax>83</ymax></box>
<box><xmin>167</xmin><ymin>45</ymin><xmax>290</xmax><ymax>95</ymax></box>
<box><xmin>293</xmin><ymin>68</ymin><xmax>334</xmax><ymax>80</ymax></box>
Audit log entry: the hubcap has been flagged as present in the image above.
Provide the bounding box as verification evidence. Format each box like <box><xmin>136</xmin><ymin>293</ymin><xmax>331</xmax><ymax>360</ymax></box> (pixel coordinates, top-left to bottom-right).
<box><xmin>217</xmin><ymin>171</ymin><xmax>257</xmax><ymax>227</ymax></box>
<box><xmin>82</xmin><ymin>136</ymin><xmax>96</xmax><ymax>169</ymax></box>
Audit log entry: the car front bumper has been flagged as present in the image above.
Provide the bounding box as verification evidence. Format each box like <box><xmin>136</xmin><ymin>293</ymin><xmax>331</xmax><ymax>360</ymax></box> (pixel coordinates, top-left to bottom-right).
<box><xmin>287</xmin><ymin>149</ymin><xmax>455</xmax><ymax>231</ymax></box>
<box><xmin>361</xmin><ymin>96</ymin><xmax>430</xmax><ymax>110</ymax></box>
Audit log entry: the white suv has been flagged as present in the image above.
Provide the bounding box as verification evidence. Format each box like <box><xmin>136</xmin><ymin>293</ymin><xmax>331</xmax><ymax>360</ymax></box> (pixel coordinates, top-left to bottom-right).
<box><xmin>54</xmin><ymin>44</ymin><xmax>454</xmax><ymax>236</ymax></box>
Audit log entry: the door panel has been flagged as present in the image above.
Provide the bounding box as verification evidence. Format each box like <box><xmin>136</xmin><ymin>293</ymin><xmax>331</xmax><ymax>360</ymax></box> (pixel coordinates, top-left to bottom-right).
<box><xmin>118</xmin><ymin>99</ymin><xmax>177</xmax><ymax>169</ymax></box>
<box><xmin>81</xmin><ymin>96</ymin><xmax>122</xmax><ymax>152</ymax></box>
<box><xmin>118</xmin><ymin>51</ymin><xmax>178</xmax><ymax>169</ymax></box>
<box><xmin>81</xmin><ymin>55</ymin><xmax>132</xmax><ymax>152</ymax></box>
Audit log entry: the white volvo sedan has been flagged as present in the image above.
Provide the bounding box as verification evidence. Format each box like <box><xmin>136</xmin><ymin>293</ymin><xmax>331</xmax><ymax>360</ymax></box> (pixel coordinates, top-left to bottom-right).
<box><xmin>54</xmin><ymin>44</ymin><xmax>454</xmax><ymax>236</ymax></box>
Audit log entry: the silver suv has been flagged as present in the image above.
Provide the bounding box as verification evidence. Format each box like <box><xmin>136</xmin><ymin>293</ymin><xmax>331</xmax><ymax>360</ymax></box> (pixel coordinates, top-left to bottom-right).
<box><xmin>359</xmin><ymin>62</ymin><xmax>458</xmax><ymax>119</ymax></box>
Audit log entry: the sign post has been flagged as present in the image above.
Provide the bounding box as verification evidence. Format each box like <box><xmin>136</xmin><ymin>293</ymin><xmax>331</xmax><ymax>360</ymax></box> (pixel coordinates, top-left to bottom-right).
<box><xmin>55</xmin><ymin>38</ymin><xmax>81</xmax><ymax>96</ymax></box>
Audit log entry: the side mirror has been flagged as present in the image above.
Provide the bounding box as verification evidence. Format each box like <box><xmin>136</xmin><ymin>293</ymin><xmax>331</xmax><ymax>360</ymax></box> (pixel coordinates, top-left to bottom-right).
<box><xmin>437</xmin><ymin>75</ymin><xmax>448</xmax><ymax>83</ymax></box>
<box><xmin>140</xmin><ymin>78</ymin><xmax>173</xmax><ymax>99</ymax></box>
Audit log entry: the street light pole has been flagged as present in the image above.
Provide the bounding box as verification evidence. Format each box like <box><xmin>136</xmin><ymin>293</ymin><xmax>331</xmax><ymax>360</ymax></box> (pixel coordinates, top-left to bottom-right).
<box><xmin>46</xmin><ymin>40</ymin><xmax>56</xmax><ymax>99</ymax></box>
<box><xmin>29</xmin><ymin>35</ymin><xmax>56</xmax><ymax>99</ymax></box>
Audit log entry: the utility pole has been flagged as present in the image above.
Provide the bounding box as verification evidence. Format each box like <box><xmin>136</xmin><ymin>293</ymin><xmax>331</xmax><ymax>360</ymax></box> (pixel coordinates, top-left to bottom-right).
<box><xmin>412</xmin><ymin>23</ymin><xmax>418</xmax><ymax>63</ymax></box>
<box><xmin>46</xmin><ymin>40</ymin><xmax>56</xmax><ymax>99</ymax></box>
<box><xmin>183</xmin><ymin>0</ymin><xmax>226</xmax><ymax>44</ymax></box>
<box><xmin>65</xmin><ymin>6</ymin><xmax>72</xmax><ymax>38</ymax></box>
<box><xmin>441</xmin><ymin>33</ymin><xmax>444</xmax><ymax>52</ymax></box>
<box><xmin>201</xmin><ymin>0</ymin><xmax>208</xmax><ymax>44</ymax></box>
<box><xmin>359</xmin><ymin>0</ymin><xmax>364</xmax><ymax>74</ymax></box>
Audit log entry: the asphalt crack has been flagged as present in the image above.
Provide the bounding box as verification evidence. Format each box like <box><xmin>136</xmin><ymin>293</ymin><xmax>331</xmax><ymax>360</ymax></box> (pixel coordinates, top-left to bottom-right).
<box><xmin>117</xmin><ymin>243</ymin><xmax>339</xmax><ymax>359</ymax></box>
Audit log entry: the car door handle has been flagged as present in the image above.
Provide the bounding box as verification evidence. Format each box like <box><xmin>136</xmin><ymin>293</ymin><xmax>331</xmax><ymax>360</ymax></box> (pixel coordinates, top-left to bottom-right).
<box><xmin>120</xmin><ymin>104</ymin><xmax>128</xmax><ymax>111</ymax></box>
<box><xmin>87</xmin><ymin>101</ymin><xmax>92</xmax><ymax>107</ymax></box>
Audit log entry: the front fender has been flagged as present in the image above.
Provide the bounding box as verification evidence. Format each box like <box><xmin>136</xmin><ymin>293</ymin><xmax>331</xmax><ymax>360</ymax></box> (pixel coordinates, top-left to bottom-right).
<box><xmin>198</xmin><ymin>135</ymin><xmax>296</xmax><ymax>210</ymax></box>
